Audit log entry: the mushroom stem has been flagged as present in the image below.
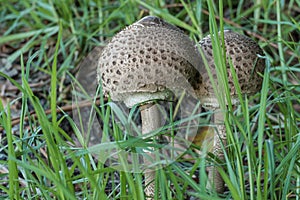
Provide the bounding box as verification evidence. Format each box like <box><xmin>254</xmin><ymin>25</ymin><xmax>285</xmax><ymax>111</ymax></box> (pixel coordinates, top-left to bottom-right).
<box><xmin>140</xmin><ymin>103</ymin><xmax>162</xmax><ymax>199</ymax></box>
<box><xmin>207</xmin><ymin>108</ymin><xmax>226</xmax><ymax>193</ymax></box>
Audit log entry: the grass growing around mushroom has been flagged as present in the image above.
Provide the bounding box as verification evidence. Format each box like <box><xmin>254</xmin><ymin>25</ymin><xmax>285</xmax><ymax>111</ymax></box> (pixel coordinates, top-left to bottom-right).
<box><xmin>0</xmin><ymin>0</ymin><xmax>299</xmax><ymax>199</ymax></box>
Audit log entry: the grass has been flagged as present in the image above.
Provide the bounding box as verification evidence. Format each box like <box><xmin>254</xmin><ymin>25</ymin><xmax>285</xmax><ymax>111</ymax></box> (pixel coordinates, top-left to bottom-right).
<box><xmin>0</xmin><ymin>0</ymin><xmax>299</xmax><ymax>199</ymax></box>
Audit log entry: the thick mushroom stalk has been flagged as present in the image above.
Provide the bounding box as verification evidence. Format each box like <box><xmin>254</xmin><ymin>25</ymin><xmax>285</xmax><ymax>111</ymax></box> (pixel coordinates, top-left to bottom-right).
<box><xmin>196</xmin><ymin>30</ymin><xmax>265</xmax><ymax>193</ymax></box>
<box><xmin>97</xmin><ymin>16</ymin><xmax>202</xmax><ymax>198</ymax></box>
<box><xmin>140</xmin><ymin>103</ymin><xmax>161</xmax><ymax>197</ymax></box>
<box><xmin>207</xmin><ymin>109</ymin><xmax>226</xmax><ymax>192</ymax></box>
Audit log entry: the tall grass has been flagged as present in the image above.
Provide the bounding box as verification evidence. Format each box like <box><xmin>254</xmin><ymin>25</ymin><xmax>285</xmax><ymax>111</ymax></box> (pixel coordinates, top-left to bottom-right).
<box><xmin>0</xmin><ymin>0</ymin><xmax>299</xmax><ymax>199</ymax></box>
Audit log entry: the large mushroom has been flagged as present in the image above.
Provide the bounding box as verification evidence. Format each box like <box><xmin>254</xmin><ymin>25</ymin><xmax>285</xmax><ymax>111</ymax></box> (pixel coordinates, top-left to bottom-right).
<box><xmin>196</xmin><ymin>30</ymin><xmax>265</xmax><ymax>193</ymax></box>
<box><xmin>97</xmin><ymin>16</ymin><xmax>202</xmax><ymax>198</ymax></box>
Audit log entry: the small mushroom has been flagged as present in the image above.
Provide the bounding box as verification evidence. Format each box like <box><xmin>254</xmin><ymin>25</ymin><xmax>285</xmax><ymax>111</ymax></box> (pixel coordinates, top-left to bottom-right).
<box><xmin>97</xmin><ymin>16</ymin><xmax>202</xmax><ymax>198</ymax></box>
<box><xmin>196</xmin><ymin>30</ymin><xmax>265</xmax><ymax>193</ymax></box>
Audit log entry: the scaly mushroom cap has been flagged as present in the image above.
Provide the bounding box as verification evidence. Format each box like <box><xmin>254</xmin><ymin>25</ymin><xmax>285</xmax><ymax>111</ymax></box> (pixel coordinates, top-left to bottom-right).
<box><xmin>196</xmin><ymin>30</ymin><xmax>265</xmax><ymax>106</ymax></box>
<box><xmin>97</xmin><ymin>16</ymin><xmax>202</xmax><ymax>107</ymax></box>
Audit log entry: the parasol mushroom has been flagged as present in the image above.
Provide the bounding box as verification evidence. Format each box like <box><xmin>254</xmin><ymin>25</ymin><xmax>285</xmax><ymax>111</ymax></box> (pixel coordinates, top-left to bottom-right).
<box><xmin>196</xmin><ymin>30</ymin><xmax>265</xmax><ymax>193</ymax></box>
<box><xmin>97</xmin><ymin>16</ymin><xmax>202</xmax><ymax>198</ymax></box>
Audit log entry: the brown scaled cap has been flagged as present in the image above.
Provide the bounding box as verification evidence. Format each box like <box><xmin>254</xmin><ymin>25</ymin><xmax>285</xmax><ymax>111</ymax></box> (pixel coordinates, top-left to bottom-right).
<box><xmin>196</xmin><ymin>30</ymin><xmax>265</xmax><ymax>107</ymax></box>
<box><xmin>97</xmin><ymin>16</ymin><xmax>203</xmax><ymax>107</ymax></box>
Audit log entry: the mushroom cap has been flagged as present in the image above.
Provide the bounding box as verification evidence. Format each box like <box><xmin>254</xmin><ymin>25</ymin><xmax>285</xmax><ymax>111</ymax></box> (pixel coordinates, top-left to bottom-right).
<box><xmin>196</xmin><ymin>30</ymin><xmax>265</xmax><ymax>107</ymax></box>
<box><xmin>97</xmin><ymin>16</ymin><xmax>202</xmax><ymax>107</ymax></box>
